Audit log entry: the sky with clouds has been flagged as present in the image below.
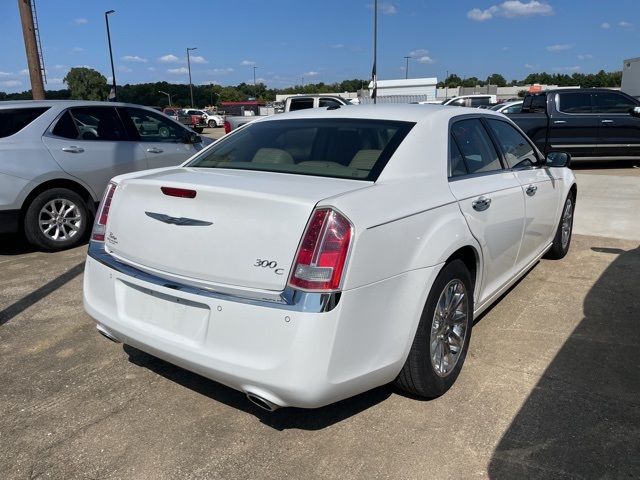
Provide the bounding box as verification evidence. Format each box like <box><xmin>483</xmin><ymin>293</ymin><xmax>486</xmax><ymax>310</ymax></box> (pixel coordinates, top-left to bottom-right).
<box><xmin>0</xmin><ymin>0</ymin><xmax>639</xmax><ymax>93</ymax></box>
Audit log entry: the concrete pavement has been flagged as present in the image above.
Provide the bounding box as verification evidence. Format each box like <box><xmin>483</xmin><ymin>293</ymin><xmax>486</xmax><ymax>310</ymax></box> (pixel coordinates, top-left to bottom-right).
<box><xmin>0</xmin><ymin>164</ymin><xmax>638</xmax><ymax>479</ymax></box>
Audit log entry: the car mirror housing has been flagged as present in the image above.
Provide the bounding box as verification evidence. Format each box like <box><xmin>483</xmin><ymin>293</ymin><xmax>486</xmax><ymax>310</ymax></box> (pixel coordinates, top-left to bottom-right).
<box><xmin>184</xmin><ymin>132</ymin><xmax>201</xmax><ymax>144</ymax></box>
<box><xmin>629</xmin><ymin>106</ymin><xmax>640</xmax><ymax>118</ymax></box>
<box><xmin>546</xmin><ymin>151</ymin><xmax>571</xmax><ymax>168</ymax></box>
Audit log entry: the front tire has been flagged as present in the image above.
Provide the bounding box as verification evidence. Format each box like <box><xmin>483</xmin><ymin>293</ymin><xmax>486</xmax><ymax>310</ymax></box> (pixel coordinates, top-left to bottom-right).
<box><xmin>395</xmin><ymin>259</ymin><xmax>474</xmax><ymax>398</ymax></box>
<box><xmin>545</xmin><ymin>192</ymin><xmax>575</xmax><ymax>260</ymax></box>
<box><xmin>207</xmin><ymin>120</ymin><xmax>216</xmax><ymax>128</ymax></box>
<box><xmin>24</xmin><ymin>188</ymin><xmax>89</xmax><ymax>251</ymax></box>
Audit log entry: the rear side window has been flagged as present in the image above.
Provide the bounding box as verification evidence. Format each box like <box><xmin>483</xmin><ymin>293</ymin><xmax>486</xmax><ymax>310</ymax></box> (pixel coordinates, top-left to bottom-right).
<box><xmin>486</xmin><ymin>119</ymin><xmax>538</xmax><ymax>169</ymax></box>
<box><xmin>0</xmin><ymin>107</ymin><xmax>50</xmax><ymax>138</ymax></box>
<box><xmin>187</xmin><ymin>118</ymin><xmax>414</xmax><ymax>181</ymax></box>
<box><xmin>289</xmin><ymin>99</ymin><xmax>314</xmax><ymax>111</ymax></box>
<box><xmin>56</xmin><ymin>107</ymin><xmax>128</xmax><ymax>141</ymax></box>
<box><xmin>451</xmin><ymin>119</ymin><xmax>503</xmax><ymax>174</ymax></box>
<box><xmin>449</xmin><ymin>135</ymin><xmax>468</xmax><ymax>177</ymax></box>
<box><xmin>593</xmin><ymin>92</ymin><xmax>638</xmax><ymax>113</ymax></box>
<box><xmin>558</xmin><ymin>92</ymin><xmax>592</xmax><ymax>113</ymax></box>
<box><xmin>319</xmin><ymin>98</ymin><xmax>342</xmax><ymax>108</ymax></box>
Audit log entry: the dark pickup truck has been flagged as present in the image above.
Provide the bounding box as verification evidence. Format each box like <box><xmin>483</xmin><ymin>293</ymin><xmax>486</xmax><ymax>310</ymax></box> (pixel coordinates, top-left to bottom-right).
<box><xmin>507</xmin><ymin>88</ymin><xmax>640</xmax><ymax>160</ymax></box>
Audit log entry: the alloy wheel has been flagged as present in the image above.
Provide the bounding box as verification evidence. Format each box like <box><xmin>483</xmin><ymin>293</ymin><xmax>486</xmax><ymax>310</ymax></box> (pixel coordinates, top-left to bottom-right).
<box><xmin>38</xmin><ymin>198</ymin><xmax>82</xmax><ymax>242</ymax></box>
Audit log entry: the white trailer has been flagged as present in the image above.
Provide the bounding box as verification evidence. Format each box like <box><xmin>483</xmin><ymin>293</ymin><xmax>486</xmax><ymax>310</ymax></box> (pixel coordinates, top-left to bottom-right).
<box><xmin>621</xmin><ymin>57</ymin><xmax>640</xmax><ymax>99</ymax></box>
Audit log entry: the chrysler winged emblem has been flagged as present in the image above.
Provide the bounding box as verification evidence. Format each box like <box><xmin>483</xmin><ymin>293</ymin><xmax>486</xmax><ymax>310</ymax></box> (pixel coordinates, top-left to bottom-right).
<box><xmin>145</xmin><ymin>211</ymin><xmax>213</xmax><ymax>226</ymax></box>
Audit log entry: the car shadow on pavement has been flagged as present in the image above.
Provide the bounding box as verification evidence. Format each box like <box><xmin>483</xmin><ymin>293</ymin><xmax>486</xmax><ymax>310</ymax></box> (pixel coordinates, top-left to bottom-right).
<box><xmin>123</xmin><ymin>344</ymin><xmax>392</xmax><ymax>431</ymax></box>
<box><xmin>0</xmin><ymin>233</ymin><xmax>38</xmax><ymax>255</ymax></box>
<box><xmin>488</xmin><ymin>244</ymin><xmax>640</xmax><ymax>479</ymax></box>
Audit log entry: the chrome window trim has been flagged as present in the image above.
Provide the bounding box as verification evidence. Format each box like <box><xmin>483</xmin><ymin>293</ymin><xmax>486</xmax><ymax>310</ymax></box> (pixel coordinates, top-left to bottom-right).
<box><xmin>88</xmin><ymin>241</ymin><xmax>340</xmax><ymax>313</ymax></box>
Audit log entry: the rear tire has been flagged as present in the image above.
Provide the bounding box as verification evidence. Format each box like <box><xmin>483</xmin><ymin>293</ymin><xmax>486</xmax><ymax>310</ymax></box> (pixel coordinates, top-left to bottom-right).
<box><xmin>545</xmin><ymin>192</ymin><xmax>575</xmax><ymax>260</ymax></box>
<box><xmin>395</xmin><ymin>259</ymin><xmax>474</xmax><ymax>398</ymax></box>
<box><xmin>24</xmin><ymin>188</ymin><xmax>89</xmax><ymax>251</ymax></box>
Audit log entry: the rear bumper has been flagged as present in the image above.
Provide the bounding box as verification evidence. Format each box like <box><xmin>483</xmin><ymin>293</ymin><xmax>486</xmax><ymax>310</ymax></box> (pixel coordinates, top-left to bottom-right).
<box><xmin>83</xmin><ymin>242</ymin><xmax>439</xmax><ymax>408</ymax></box>
<box><xmin>0</xmin><ymin>209</ymin><xmax>20</xmax><ymax>234</ymax></box>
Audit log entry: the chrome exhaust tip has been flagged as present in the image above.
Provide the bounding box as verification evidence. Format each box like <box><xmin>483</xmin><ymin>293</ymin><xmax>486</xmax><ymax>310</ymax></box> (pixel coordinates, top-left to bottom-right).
<box><xmin>96</xmin><ymin>324</ymin><xmax>121</xmax><ymax>343</ymax></box>
<box><xmin>246</xmin><ymin>392</ymin><xmax>280</xmax><ymax>412</ymax></box>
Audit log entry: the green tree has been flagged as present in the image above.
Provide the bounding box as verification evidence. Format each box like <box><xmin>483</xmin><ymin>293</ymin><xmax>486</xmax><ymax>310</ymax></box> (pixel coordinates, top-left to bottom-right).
<box><xmin>461</xmin><ymin>77</ymin><xmax>479</xmax><ymax>88</ymax></box>
<box><xmin>444</xmin><ymin>74</ymin><xmax>462</xmax><ymax>87</ymax></box>
<box><xmin>486</xmin><ymin>73</ymin><xmax>507</xmax><ymax>87</ymax></box>
<box><xmin>63</xmin><ymin>67</ymin><xmax>109</xmax><ymax>100</ymax></box>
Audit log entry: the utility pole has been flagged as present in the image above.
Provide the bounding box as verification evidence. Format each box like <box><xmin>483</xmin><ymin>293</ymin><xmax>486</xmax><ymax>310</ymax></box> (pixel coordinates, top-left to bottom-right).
<box><xmin>187</xmin><ymin>47</ymin><xmax>197</xmax><ymax>107</ymax></box>
<box><xmin>253</xmin><ymin>66</ymin><xmax>258</xmax><ymax>99</ymax></box>
<box><xmin>17</xmin><ymin>0</ymin><xmax>45</xmax><ymax>99</ymax></box>
<box><xmin>105</xmin><ymin>10</ymin><xmax>117</xmax><ymax>100</ymax></box>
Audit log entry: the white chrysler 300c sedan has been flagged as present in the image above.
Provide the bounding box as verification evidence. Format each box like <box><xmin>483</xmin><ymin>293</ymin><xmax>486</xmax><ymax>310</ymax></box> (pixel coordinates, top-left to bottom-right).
<box><xmin>83</xmin><ymin>105</ymin><xmax>576</xmax><ymax>410</ymax></box>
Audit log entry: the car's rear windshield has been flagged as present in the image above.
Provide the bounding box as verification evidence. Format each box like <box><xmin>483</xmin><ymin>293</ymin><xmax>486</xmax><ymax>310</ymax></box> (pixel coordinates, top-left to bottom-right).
<box><xmin>0</xmin><ymin>107</ymin><xmax>50</xmax><ymax>138</ymax></box>
<box><xmin>188</xmin><ymin>118</ymin><xmax>415</xmax><ymax>181</ymax></box>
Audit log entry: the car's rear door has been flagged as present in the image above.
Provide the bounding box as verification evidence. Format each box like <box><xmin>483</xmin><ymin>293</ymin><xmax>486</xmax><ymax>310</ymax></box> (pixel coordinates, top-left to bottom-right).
<box><xmin>119</xmin><ymin>107</ymin><xmax>199</xmax><ymax>168</ymax></box>
<box><xmin>41</xmin><ymin>106</ymin><xmax>146</xmax><ymax>198</ymax></box>
<box><xmin>549</xmin><ymin>91</ymin><xmax>599</xmax><ymax>158</ymax></box>
<box><xmin>593</xmin><ymin>91</ymin><xmax>640</xmax><ymax>158</ymax></box>
<box><xmin>484</xmin><ymin>117</ymin><xmax>560</xmax><ymax>268</ymax></box>
<box><xmin>447</xmin><ymin>118</ymin><xmax>525</xmax><ymax>304</ymax></box>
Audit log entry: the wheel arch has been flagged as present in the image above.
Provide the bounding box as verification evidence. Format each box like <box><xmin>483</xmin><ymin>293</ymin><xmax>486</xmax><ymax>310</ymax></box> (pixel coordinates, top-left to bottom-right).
<box><xmin>20</xmin><ymin>178</ymin><xmax>98</xmax><ymax>223</ymax></box>
<box><xmin>444</xmin><ymin>245</ymin><xmax>480</xmax><ymax>294</ymax></box>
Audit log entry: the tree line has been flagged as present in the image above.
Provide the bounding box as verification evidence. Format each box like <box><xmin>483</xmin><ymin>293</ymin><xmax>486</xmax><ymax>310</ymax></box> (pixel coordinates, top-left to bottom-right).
<box><xmin>0</xmin><ymin>67</ymin><xmax>624</xmax><ymax>107</ymax></box>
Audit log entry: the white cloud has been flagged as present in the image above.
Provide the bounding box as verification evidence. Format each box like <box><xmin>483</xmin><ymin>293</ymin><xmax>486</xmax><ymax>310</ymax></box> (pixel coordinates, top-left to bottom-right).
<box><xmin>577</xmin><ymin>54</ymin><xmax>593</xmax><ymax>60</ymax></box>
<box><xmin>546</xmin><ymin>43</ymin><xmax>574</xmax><ymax>52</ymax></box>
<box><xmin>73</xmin><ymin>18</ymin><xmax>88</xmax><ymax>25</ymax></box>
<box><xmin>158</xmin><ymin>54</ymin><xmax>180</xmax><ymax>63</ymax></box>
<box><xmin>200</xmin><ymin>80</ymin><xmax>221</xmax><ymax>86</ymax></box>
<box><xmin>122</xmin><ymin>55</ymin><xmax>147</xmax><ymax>63</ymax></box>
<box><xmin>189</xmin><ymin>55</ymin><xmax>208</xmax><ymax>64</ymax></box>
<box><xmin>48</xmin><ymin>78</ymin><xmax>64</xmax><ymax>85</ymax></box>
<box><xmin>501</xmin><ymin>46</ymin><xmax>509</xmax><ymax>51</ymax></box>
<box><xmin>53</xmin><ymin>64</ymin><xmax>67</xmax><ymax>70</ymax></box>
<box><xmin>524</xmin><ymin>63</ymin><xmax>535</xmax><ymax>69</ymax></box>
<box><xmin>409</xmin><ymin>48</ymin><xmax>429</xmax><ymax>57</ymax></box>
<box><xmin>168</xmin><ymin>67</ymin><xmax>188</xmax><ymax>74</ymax></box>
<box><xmin>241</xmin><ymin>60</ymin><xmax>256</xmax><ymax>66</ymax></box>
<box><xmin>147</xmin><ymin>67</ymin><xmax>156</xmax><ymax>71</ymax></box>
<box><xmin>19</xmin><ymin>68</ymin><xmax>29</xmax><ymax>76</ymax></box>
<box><xmin>0</xmin><ymin>80</ymin><xmax>22</xmax><ymax>87</ymax></box>
<box><xmin>118</xmin><ymin>65</ymin><xmax>132</xmax><ymax>73</ymax></box>
<box><xmin>207</xmin><ymin>68</ymin><xmax>234</xmax><ymax>75</ymax></box>
<box><xmin>380</xmin><ymin>2</ymin><xmax>397</xmax><ymax>14</ymax></box>
<box><xmin>467</xmin><ymin>1</ymin><xmax>553</xmax><ymax>21</ymax></box>
<box><xmin>553</xmin><ymin>66</ymin><xmax>581</xmax><ymax>72</ymax></box>
<box><xmin>330</xmin><ymin>43</ymin><xmax>345</xmax><ymax>49</ymax></box>
<box><xmin>0</xmin><ymin>71</ymin><xmax>12</xmax><ymax>76</ymax></box>
<box><xmin>416</xmin><ymin>55</ymin><xmax>434</xmax><ymax>64</ymax></box>
<box><xmin>304</xmin><ymin>71</ymin><xmax>320</xmax><ymax>77</ymax></box>
<box><xmin>619</xmin><ymin>21</ymin><xmax>632</xmax><ymax>28</ymax></box>
<box><xmin>601</xmin><ymin>22</ymin><xmax>611</xmax><ymax>29</ymax></box>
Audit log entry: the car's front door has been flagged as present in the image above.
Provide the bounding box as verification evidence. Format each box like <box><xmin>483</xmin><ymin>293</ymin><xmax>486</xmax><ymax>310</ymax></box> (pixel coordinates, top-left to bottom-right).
<box><xmin>119</xmin><ymin>107</ymin><xmax>199</xmax><ymax>168</ymax></box>
<box><xmin>593</xmin><ymin>91</ymin><xmax>640</xmax><ymax>158</ymax></box>
<box><xmin>447</xmin><ymin>118</ymin><xmax>526</xmax><ymax>304</ymax></box>
<box><xmin>485</xmin><ymin>118</ymin><xmax>560</xmax><ymax>269</ymax></box>
<box><xmin>41</xmin><ymin>106</ymin><xmax>146</xmax><ymax>198</ymax></box>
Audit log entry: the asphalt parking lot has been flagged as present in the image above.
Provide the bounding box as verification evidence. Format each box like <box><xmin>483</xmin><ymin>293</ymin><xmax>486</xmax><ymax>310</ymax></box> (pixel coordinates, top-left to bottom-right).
<box><xmin>1</xmin><ymin>160</ymin><xmax>639</xmax><ymax>479</ymax></box>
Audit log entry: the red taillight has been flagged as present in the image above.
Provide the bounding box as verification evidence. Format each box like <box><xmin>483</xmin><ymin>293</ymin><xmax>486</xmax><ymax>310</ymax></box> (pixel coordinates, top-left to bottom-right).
<box><xmin>288</xmin><ymin>208</ymin><xmax>353</xmax><ymax>292</ymax></box>
<box><xmin>224</xmin><ymin>121</ymin><xmax>231</xmax><ymax>134</ymax></box>
<box><xmin>91</xmin><ymin>182</ymin><xmax>117</xmax><ymax>241</ymax></box>
<box><xmin>161</xmin><ymin>186</ymin><xmax>197</xmax><ymax>198</ymax></box>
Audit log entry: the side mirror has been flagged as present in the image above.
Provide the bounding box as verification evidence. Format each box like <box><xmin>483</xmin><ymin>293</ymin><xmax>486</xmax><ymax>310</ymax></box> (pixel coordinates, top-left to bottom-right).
<box><xmin>630</xmin><ymin>106</ymin><xmax>640</xmax><ymax>118</ymax></box>
<box><xmin>184</xmin><ymin>132</ymin><xmax>201</xmax><ymax>144</ymax></box>
<box><xmin>546</xmin><ymin>151</ymin><xmax>571</xmax><ymax>168</ymax></box>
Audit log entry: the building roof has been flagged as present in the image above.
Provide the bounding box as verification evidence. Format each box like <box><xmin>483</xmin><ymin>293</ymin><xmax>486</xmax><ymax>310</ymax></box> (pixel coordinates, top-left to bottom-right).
<box><xmin>368</xmin><ymin>77</ymin><xmax>438</xmax><ymax>88</ymax></box>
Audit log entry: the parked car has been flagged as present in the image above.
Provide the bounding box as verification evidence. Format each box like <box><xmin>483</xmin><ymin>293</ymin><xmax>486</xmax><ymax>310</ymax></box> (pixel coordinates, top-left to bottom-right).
<box><xmin>509</xmin><ymin>88</ymin><xmax>640</xmax><ymax>159</ymax></box>
<box><xmin>0</xmin><ymin>100</ymin><xmax>211</xmax><ymax>251</ymax></box>
<box><xmin>442</xmin><ymin>95</ymin><xmax>497</xmax><ymax>108</ymax></box>
<box><xmin>84</xmin><ymin>104</ymin><xmax>576</xmax><ymax>410</ymax></box>
<box><xmin>490</xmin><ymin>100</ymin><xmax>523</xmax><ymax>114</ymax></box>
<box><xmin>202</xmin><ymin>110</ymin><xmax>224</xmax><ymax>128</ymax></box>
<box><xmin>182</xmin><ymin>109</ymin><xmax>206</xmax><ymax>134</ymax></box>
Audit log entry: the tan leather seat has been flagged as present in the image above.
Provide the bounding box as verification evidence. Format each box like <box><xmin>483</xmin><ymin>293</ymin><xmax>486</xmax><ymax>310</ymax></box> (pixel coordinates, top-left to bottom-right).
<box><xmin>252</xmin><ymin>148</ymin><xmax>294</xmax><ymax>164</ymax></box>
<box><xmin>349</xmin><ymin>149</ymin><xmax>382</xmax><ymax>170</ymax></box>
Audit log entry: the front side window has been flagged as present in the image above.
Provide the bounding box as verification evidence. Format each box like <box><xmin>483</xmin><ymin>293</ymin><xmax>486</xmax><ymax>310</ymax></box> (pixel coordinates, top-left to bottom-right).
<box><xmin>188</xmin><ymin>118</ymin><xmax>414</xmax><ymax>181</ymax></box>
<box><xmin>319</xmin><ymin>98</ymin><xmax>342</xmax><ymax>108</ymax></box>
<box><xmin>558</xmin><ymin>92</ymin><xmax>592</xmax><ymax>114</ymax></box>
<box><xmin>0</xmin><ymin>107</ymin><xmax>50</xmax><ymax>138</ymax></box>
<box><xmin>504</xmin><ymin>103</ymin><xmax>522</xmax><ymax>114</ymax></box>
<box><xmin>593</xmin><ymin>92</ymin><xmax>638</xmax><ymax>113</ymax></box>
<box><xmin>122</xmin><ymin>107</ymin><xmax>185</xmax><ymax>142</ymax></box>
<box><xmin>447</xmin><ymin>98</ymin><xmax>466</xmax><ymax>107</ymax></box>
<box><xmin>470</xmin><ymin>97</ymin><xmax>490</xmax><ymax>107</ymax></box>
<box><xmin>451</xmin><ymin>119</ymin><xmax>503</xmax><ymax>174</ymax></box>
<box><xmin>486</xmin><ymin>119</ymin><xmax>538</xmax><ymax>169</ymax></box>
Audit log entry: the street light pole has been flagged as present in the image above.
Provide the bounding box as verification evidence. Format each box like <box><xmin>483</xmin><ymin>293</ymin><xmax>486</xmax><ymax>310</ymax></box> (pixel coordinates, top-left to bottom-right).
<box><xmin>404</xmin><ymin>56</ymin><xmax>412</xmax><ymax>79</ymax></box>
<box><xmin>186</xmin><ymin>47</ymin><xmax>197</xmax><ymax>108</ymax></box>
<box><xmin>253</xmin><ymin>66</ymin><xmax>258</xmax><ymax>99</ymax></box>
<box><xmin>372</xmin><ymin>0</ymin><xmax>378</xmax><ymax>104</ymax></box>
<box><xmin>158</xmin><ymin>90</ymin><xmax>171</xmax><ymax>106</ymax></box>
<box><xmin>105</xmin><ymin>10</ymin><xmax>117</xmax><ymax>101</ymax></box>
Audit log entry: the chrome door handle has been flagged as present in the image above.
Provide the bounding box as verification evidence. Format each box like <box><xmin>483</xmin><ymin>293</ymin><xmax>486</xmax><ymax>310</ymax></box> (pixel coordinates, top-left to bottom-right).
<box><xmin>601</xmin><ymin>119</ymin><xmax>614</xmax><ymax>124</ymax></box>
<box><xmin>146</xmin><ymin>147</ymin><xmax>164</xmax><ymax>154</ymax></box>
<box><xmin>553</xmin><ymin>120</ymin><xmax>566</xmax><ymax>124</ymax></box>
<box><xmin>62</xmin><ymin>146</ymin><xmax>84</xmax><ymax>153</ymax></box>
<box><xmin>526</xmin><ymin>185</ymin><xmax>538</xmax><ymax>196</ymax></box>
<box><xmin>472</xmin><ymin>196</ymin><xmax>492</xmax><ymax>212</ymax></box>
